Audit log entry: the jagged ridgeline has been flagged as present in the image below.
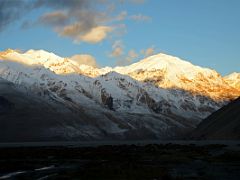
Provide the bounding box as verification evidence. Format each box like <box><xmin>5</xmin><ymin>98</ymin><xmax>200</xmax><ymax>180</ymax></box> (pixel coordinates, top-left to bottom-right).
<box><xmin>0</xmin><ymin>49</ymin><xmax>239</xmax><ymax>141</ymax></box>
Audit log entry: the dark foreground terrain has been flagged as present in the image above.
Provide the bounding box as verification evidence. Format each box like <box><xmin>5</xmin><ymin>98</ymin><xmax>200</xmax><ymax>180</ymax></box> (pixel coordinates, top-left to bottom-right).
<box><xmin>0</xmin><ymin>143</ymin><xmax>240</xmax><ymax>179</ymax></box>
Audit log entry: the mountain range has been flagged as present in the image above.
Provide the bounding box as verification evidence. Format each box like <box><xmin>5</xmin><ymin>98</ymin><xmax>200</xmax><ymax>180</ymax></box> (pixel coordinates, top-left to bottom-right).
<box><xmin>0</xmin><ymin>49</ymin><xmax>239</xmax><ymax>141</ymax></box>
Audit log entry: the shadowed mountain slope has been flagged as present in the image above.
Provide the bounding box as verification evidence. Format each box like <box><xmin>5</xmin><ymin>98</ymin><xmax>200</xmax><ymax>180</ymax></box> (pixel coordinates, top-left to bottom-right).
<box><xmin>0</xmin><ymin>78</ymin><xmax>195</xmax><ymax>142</ymax></box>
<box><xmin>0</xmin><ymin>78</ymin><xmax>90</xmax><ymax>141</ymax></box>
<box><xmin>191</xmin><ymin>97</ymin><xmax>240</xmax><ymax>140</ymax></box>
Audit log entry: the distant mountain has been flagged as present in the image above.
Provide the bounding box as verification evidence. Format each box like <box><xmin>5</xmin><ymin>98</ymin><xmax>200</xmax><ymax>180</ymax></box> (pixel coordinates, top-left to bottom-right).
<box><xmin>0</xmin><ymin>49</ymin><xmax>239</xmax><ymax>141</ymax></box>
<box><xmin>191</xmin><ymin>97</ymin><xmax>240</xmax><ymax>140</ymax></box>
<box><xmin>224</xmin><ymin>72</ymin><xmax>240</xmax><ymax>90</ymax></box>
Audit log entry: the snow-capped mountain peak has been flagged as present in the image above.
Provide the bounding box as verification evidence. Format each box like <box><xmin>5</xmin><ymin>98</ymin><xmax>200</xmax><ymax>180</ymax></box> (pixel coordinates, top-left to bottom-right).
<box><xmin>108</xmin><ymin>53</ymin><xmax>239</xmax><ymax>101</ymax></box>
<box><xmin>121</xmin><ymin>53</ymin><xmax>194</xmax><ymax>70</ymax></box>
<box><xmin>0</xmin><ymin>49</ymin><xmax>84</xmax><ymax>74</ymax></box>
<box><xmin>113</xmin><ymin>53</ymin><xmax>213</xmax><ymax>77</ymax></box>
<box><xmin>225</xmin><ymin>72</ymin><xmax>240</xmax><ymax>79</ymax></box>
<box><xmin>224</xmin><ymin>72</ymin><xmax>240</xmax><ymax>89</ymax></box>
<box><xmin>25</xmin><ymin>49</ymin><xmax>63</xmax><ymax>62</ymax></box>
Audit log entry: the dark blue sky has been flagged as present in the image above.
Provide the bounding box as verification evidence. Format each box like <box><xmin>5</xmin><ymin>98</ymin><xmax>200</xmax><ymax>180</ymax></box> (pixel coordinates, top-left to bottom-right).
<box><xmin>0</xmin><ymin>0</ymin><xmax>239</xmax><ymax>75</ymax></box>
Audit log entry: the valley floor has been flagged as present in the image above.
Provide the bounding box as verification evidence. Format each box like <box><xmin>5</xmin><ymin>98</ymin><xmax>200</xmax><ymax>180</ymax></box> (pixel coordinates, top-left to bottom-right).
<box><xmin>0</xmin><ymin>142</ymin><xmax>240</xmax><ymax>179</ymax></box>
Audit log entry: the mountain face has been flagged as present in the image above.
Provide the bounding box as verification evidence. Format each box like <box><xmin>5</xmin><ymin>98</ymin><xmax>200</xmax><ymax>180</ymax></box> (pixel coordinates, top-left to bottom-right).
<box><xmin>224</xmin><ymin>72</ymin><xmax>240</xmax><ymax>90</ymax></box>
<box><xmin>191</xmin><ymin>97</ymin><xmax>240</xmax><ymax>140</ymax></box>
<box><xmin>0</xmin><ymin>49</ymin><xmax>239</xmax><ymax>141</ymax></box>
<box><xmin>0</xmin><ymin>78</ymin><xmax>82</xmax><ymax>141</ymax></box>
<box><xmin>0</xmin><ymin>77</ymin><xmax>188</xmax><ymax>141</ymax></box>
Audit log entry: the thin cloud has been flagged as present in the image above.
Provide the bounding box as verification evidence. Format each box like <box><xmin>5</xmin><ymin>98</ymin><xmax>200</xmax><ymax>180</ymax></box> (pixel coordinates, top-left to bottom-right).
<box><xmin>33</xmin><ymin>0</ymin><xmax>89</xmax><ymax>10</ymax></box>
<box><xmin>115</xmin><ymin>11</ymin><xmax>128</xmax><ymax>21</ymax></box>
<box><xmin>75</xmin><ymin>26</ymin><xmax>113</xmax><ymax>44</ymax></box>
<box><xmin>70</xmin><ymin>54</ymin><xmax>98</xmax><ymax>67</ymax></box>
<box><xmin>110</xmin><ymin>40</ymin><xmax>124</xmax><ymax>57</ymax></box>
<box><xmin>39</xmin><ymin>11</ymin><xmax>69</xmax><ymax>26</ymax></box>
<box><xmin>141</xmin><ymin>47</ymin><xmax>155</xmax><ymax>57</ymax></box>
<box><xmin>59</xmin><ymin>24</ymin><xmax>112</xmax><ymax>44</ymax></box>
<box><xmin>128</xmin><ymin>49</ymin><xmax>138</xmax><ymax>59</ymax></box>
<box><xmin>110</xmin><ymin>40</ymin><xmax>138</xmax><ymax>66</ymax></box>
<box><xmin>130</xmin><ymin>14</ymin><xmax>151</xmax><ymax>22</ymax></box>
<box><xmin>119</xmin><ymin>0</ymin><xmax>146</xmax><ymax>4</ymax></box>
<box><xmin>116</xmin><ymin>49</ymin><xmax>138</xmax><ymax>66</ymax></box>
<box><xmin>130</xmin><ymin>0</ymin><xmax>145</xmax><ymax>4</ymax></box>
